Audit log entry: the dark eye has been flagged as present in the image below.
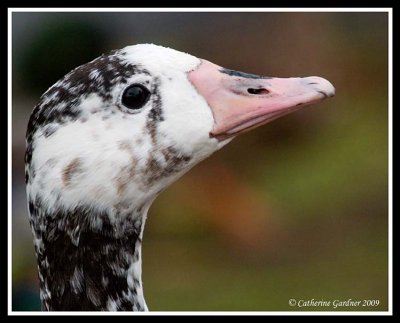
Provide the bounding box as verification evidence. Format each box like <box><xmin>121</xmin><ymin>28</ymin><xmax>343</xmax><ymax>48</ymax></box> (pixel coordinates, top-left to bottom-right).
<box><xmin>121</xmin><ymin>84</ymin><xmax>150</xmax><ymax>109</ymax></box>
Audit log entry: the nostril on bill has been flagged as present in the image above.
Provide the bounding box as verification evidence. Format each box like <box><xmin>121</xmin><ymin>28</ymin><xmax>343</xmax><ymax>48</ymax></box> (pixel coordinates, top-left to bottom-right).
<box><xmin>317</xmin><ymin>90</ymin><xmax>328</xmax><ymax>98</ymax></box>
<box><xmin>247</xmin><ymin>88</ymin><xmax>270</xmax><ymax>95</ymax></box>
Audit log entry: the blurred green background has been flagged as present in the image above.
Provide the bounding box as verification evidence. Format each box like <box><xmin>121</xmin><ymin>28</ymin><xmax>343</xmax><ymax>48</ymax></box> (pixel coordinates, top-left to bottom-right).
<box><xmin>12</xmin><ymin>12</ymin><xmax>389</xmax><ymax>311</ymax></box>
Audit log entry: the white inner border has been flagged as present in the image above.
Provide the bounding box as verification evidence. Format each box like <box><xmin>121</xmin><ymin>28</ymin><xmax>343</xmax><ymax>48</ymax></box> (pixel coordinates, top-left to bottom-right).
<box><xmin>8</xmin><ymin>7</ymin><xmax>393</xmax><ymax>316</ymax></box>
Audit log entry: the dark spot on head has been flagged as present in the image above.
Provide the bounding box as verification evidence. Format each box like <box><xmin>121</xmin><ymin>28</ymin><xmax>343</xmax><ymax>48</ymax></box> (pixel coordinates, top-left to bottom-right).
<box><xmin>145</xmin><ymin>77</ymin><xmax>164</xmax><ymax>142</ymax></box>
<box><xmin>28</xmin><ymin>200</ymin><xmax>35</xmax><ymax>215</ymax></box>
<box><xmin>118</xmin><ymin>140</ymin><xmax>133</xmax><ymax>152</ymax></box>
<box><xmin>144</xmin><ymin>147</ymin><xmax>192</xmax><ymax>187</ymax></box>
<box><xmin>146</xmin><ymin>157</ymin><xmax>161</xmax><ymax>176</ymax></box>
<box><xmin>62</xmin><ymin>158</ymin><xmax>83</xmax><ymax>187</ymax></box>
<box><xmin>115</xmin><ymin>156</ymin><xmax>137</xmax><ymax>195</ymax></box>
<box><xmin>43</xmin><ymin>124</ymin><xmax>59</xmax><ymax>137</ymax></box>
<box><xmin>146</xmin><ymin>118</ymin><xmax>157</xmax><ymax>146</ymax></box>
<box><xmin>44</xmin><ymin>158</ymin><xmax>58</xmax><ymax>168</ymax></box>
<box><xmin>25</xmin><ymin>170</ymin><xmax>29</xmax><ymax>183</ymax></box>
<box><xmin>113</xmin><ymin>200</ymin><xmax>131</xmax><ymax>211</ymax></box>
<box><xmin>25</xmin><ymin>143</ymin><xmax>33</xmax><ymax>172</ymax></box>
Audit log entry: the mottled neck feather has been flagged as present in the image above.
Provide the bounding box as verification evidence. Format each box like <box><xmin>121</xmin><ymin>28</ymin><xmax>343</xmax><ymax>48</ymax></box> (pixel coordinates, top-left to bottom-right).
<box><xmin>29</xmin><ymin>199</ymin><xmax>147</xmax><ymax>311</ymax></box>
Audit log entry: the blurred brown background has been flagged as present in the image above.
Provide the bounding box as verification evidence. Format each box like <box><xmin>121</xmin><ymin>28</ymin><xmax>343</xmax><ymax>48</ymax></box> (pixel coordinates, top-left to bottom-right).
<box><xmin>12</xmin><ymin>11</ymin><xmax>388</xmax><ymax>311</ymax></box>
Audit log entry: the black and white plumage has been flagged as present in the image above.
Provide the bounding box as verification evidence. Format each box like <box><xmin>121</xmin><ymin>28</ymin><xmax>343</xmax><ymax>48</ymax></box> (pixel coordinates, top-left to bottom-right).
<box><xmin>25</xmin><ymin>44</ymin><xmax>335</xmax><ymax>311</ymax></box>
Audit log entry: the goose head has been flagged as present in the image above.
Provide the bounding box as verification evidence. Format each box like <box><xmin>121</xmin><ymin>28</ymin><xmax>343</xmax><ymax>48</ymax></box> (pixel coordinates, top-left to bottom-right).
<box><xmin>25</xmin><ymin>44</ymin><xmax>334</xmax><ymax>311</ymax></box>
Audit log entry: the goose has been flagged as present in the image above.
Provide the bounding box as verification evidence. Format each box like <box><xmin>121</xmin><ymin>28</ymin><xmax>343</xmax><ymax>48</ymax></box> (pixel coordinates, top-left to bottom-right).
<box><xmin>25</xmin><ymin>44</ymin><xmax>335</xmax><ymax>311</ymax></box>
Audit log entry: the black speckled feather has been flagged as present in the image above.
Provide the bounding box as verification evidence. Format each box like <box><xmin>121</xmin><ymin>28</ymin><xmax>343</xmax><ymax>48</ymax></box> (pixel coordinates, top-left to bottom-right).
<box><xmin>29</xmin><ymin>197</ymin><xmax>144</xmax><ymax>311</ymax></box>
<box><xmin>25</xmin><ymin>49</ymin><xmax>142</xmax><ymax>184</ymax></box>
